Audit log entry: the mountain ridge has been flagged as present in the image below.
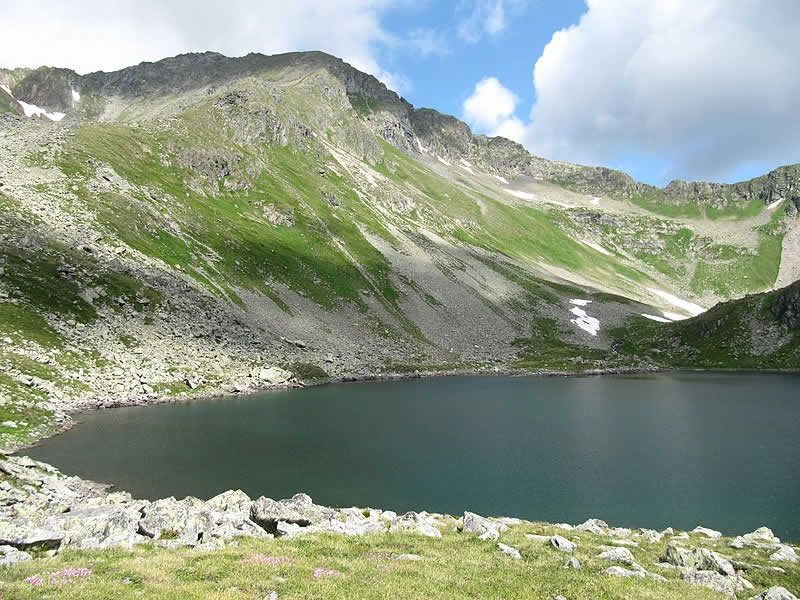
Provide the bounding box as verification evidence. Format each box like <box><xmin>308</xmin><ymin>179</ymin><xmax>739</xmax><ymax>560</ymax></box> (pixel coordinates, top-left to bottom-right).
<box><xmin>2</xmin><ymin>50</ymin><xmax>799</xmax><ymax>213</ymax></box>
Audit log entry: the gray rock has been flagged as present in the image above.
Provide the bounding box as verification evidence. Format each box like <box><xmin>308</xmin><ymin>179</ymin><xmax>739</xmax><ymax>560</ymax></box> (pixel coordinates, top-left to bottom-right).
<box><xmin>770</xmin><ymin>545</ymin><xmax>798</xmax><ymax>563</ymax></box>
<box><xmin>256</xmin><ymin>366</ymin><xmax>292</xmax><ymax>385</ymax></box>
<box><xmin>0</xmin><ymin>545</ymin><xmax>32</xmax><ymax>567</ymax></box>
<box><xmin>749</xmin><ymin>587</ymin><xmax>799</xmax><ymax>600</ymax></box>
<box><xmin>609</xmin><ymin>527</ymin><xmax>632</xmax><ymax>537</ymax></box>
<box><xmin>692</xmin><ymin>526</ymin><xmax>722</xmax><ymax>539</ymax></box>
<box><xmin>205</xmin><ymin>489</ymin><xmax>252</xmax><ymax>515</ymax></box>
<box><xmin>743</xmin><ymin>527</ymin><xmax>780</xmax><ymax>545</ymax></box>
<box><xmin>662</xmin><ymin>542</ymin><xmax>736</xmax><ymax>576</ymax></box>
<box><xmin>639</xmin><ymin>528</ymin><xmax>664</xmax><ymax>543</ymax></box>
<box><xmin>328</xmin><ymin>515</ymin><xmax>387</xmax><ymax>537</ymax></box>
<box><xmin>250</xmin><ymin>493</ymin><xmax>335</xmax><ymax>535</ymax></box>
<box><xmin>0</xmin><ymin>519</ymin><xmax>63</xmax><ymax>550</ymax></box>
<box><xmin>598</xmin><ymin>547</ymin><xmax>635</xmax><ymax>564</ymax></box>
<box><xmin>138</xmin><ymin>497</ymin><xmax>218</xmax><ymax>545</ymax></box>
<box><xmin>680</xmin><ymin>568</ymin><xmax>753</xmax><ymax>596</ymax></box>
<box><xmin>575</xmin><ymin>518</ymin><xmax>607</xmax><ymax>535</ymax></box>
<box><xmin>730</xmin><ymin>536</ymin><xmax>746</xmax><ymax>549</ymax></box>
<box><xmin>390</xmin><ymin>512</ymin><xmax>442</xmax><ymax>538</ymax></box>
<box><xmin>550</xmin><ymin>535</ymin><xmax>575</xmax><ymax>553</ymax></box>
<box><xmin>43</xmin><ymin>505</ymin><xmax>144</xmax><ymax>549</ymax></box>
<box><xmin>394</xmin><ymin>553</ymin><xmax>423</xmax><ymax>561</ymax></box>
<box><xmin>601</xmin><ymin>565</ymin><xmax>645</xmax><ymax>578</ymax></box>
<box><xmin>564</xmin><ymin>557</ymin><xmax>581</xmax><ymax>570</ymax></box>
<box><xmin>461</xmin><ymin>511</ymin><xmax>506</xmax><ymax>539</ymax></box>
<box><xmin>498</xmin><ymin>542</ymin><xmax>521</xmax><ymax>559</ymax></box>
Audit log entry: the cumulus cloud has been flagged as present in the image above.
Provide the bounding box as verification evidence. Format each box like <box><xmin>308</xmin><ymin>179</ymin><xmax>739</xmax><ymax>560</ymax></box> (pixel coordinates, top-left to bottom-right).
<box><xmin>457</xmin><ymin>0</ymin><xmax>527</xmax><ymax>43</ymax></box>
<box><xmin>525</xmin><ymin>0</ymin><xmax>800</xmax><ymax>181</ymax></box>
<box><xmin>462</xmin><ymin>77</ymin><xmax>524</xmax><ymax>141</ymax></box>
<box><xmin>0</xmin><ymin>0</ymin><xmax>410</xmax><ymax>91</ymax></box>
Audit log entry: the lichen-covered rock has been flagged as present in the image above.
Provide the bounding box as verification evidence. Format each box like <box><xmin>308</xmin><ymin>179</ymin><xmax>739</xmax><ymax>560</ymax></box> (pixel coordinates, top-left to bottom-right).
<box><xmin>743</xmin><ymin>527</ymin><xmax>780</xmax><ymax>545</ymax></box>
<box><xmin>460</xmin><ymin>511</ymin><xmax>507</xmax><ymax>539</ymax></box>
<box><xmin>498</xmin><ymin>542</ymin><xmax>521</xmax><ymax>559</ymax></box>
<box><xmin>691</xmin><ymin>526</ymin><xmax>722</xmax><ymax>539</ymax></box>
<box><xmin>43</xmin><ymin>505</ymin><xmax>145</xmax><ymax>549</ymax></box>
<box><xmin>550</xmin><ymin>535</ymin><xmax>575</xmax><ymax>553</ymax></box>
<box><xmin>250</xmin><ymin>493</ymin><xmax>336</xmax><ymax>535</ymax></box>
<box><xmin>575</xmin><ymin>518</ymin><xmax>608</xmax><ymax>535</ymax></box>
<box><xmin>597</xmin><ymin>547</ymin><xmax>635</xmax><ymax>564</ymax></box>
<box><xmin>750</xmin><ymin>587</ymin><xmax>799</xmax><ymax>600</ymax></box>
<box><xmin>680</xmin><ymin>568</ymin><xmax>753</xmax><ymax>596</ymax></box>
<box><xmin>0</xmin><ymin>519</ymin><xmax>63</xmax><ymax>551</ymax></box>
<box><xmin>0</xmin><ymin>545</ymin><xmax>32</xmax><ymax>567</ymax></box>
<box><xmin>390</xmin><ymin>512</ymin><xmax>442</xmax><ymax>538</ymax></box>
<box><xmin>662</xmin><ymin>542</ymin><xmax>736</xmax><ymax>576</ymax></box>
<box><xmin>770</xmin><ymin>545</ymin><xmax>799</xmax><ymax>563</ymax></box>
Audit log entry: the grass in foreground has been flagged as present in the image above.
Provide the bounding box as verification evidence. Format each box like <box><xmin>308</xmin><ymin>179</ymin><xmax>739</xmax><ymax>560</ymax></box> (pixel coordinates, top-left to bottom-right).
<box><xmin>1</xmin><ymin>523</ymin><xmax>796</xmax><ymax>599</ymax></box>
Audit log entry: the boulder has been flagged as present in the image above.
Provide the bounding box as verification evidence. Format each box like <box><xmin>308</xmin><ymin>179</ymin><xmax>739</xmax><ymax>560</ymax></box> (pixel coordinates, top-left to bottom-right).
<box><xmin>730</xmin><ymin>536</ymin><xmax>746</xmax><ymax>549</ymax></box>
<box><xmin>256</xmin><ymin>367</ymin><xmax>292</xmax><ymax>385</ymax></box>
<box><xmin>743</xmin><ymin>527</ymin><xmax>780</xmax><ymax>545</ymax></box>
<box><xmin>250</xmin><ymin>493</ymin><xmax>335</xmax><ymax>535</ymax></box>
<box><xmin>328</xmin><ymin>515</ymin><xmax>387</xmax><ymax>537</ymax></box>
<box><xmin>0</xmin><ymin>519</ymin><xmax>63</xmax><ymax>550</ymax></box>
<box><xmin>390</xmin><ymin>512</ymin><xmax>442</xmax><ymax>538</ymax></box>
<box><xmin>662</xmin><ymin>542</ymin><xmax>735</xmax><ymax>576</ymax></box>
<box><xmin>749</xmin><ymin>587</ymin><xmax>799</xmax><ymax>600</ymax></box>
<box><xmin>597</xmin><ymin>547</ymin><xmax>635</xmax><ymax>564</ymax></box>
<box><xmin>461</xmin><ymin>511</ymin><xmax>506</xmax><ymax>539</ymax></box>
<box><xmin>680</xmin><ymin>568</ymin><xmax>753</xmax><ymax>596</ymax></box>
<box><xmin>43</xmin><ymin>505</ymin><xmax>144</xmax><ymax>549</ymax></box>
<box><xmin>640</xmin><ymin>528</ymin><xmax>664</xmax><ymax>543</ymax></box>
<box><xmin>692</xmin><ymin>526</ymin><xmax>722</xmax><ymax>539</ymax></box>
<box><xmin>550</xmin><ymin>535</ymin><xmax>575</xmax><ymax>553</ymax></box>
<box><xmin>205</xmin><ymin>490</ymin><xmax>252</xmax><ymax>515</ymax></box>
<box><xmin>609</xmin><ymin>527</ymin><xmax>632</xmax><ymax>537</ymax></box>
<box><xmin>564</xmin><ymin>557</ymin><xmax>581</xmax><ymax>570</ymax></box>
<box><xmin>770</xmin><ymin>545</ymin><xmax>798</xmax><ymax>563</ymax></box>
<box><xmin>498</xmin><ymin>542</ymin><xmax>521</xmax><ymax>559</ymax></box>
<box><xmin>0</xmin><ymin>545</ymin><xmax>32</xmax><ymax>567</ymax></box>
<box><xmin>575</xmin><ymin>518</ymin><xmax>608</xmax><ymax>535</ymax></box>
<box><xmin>601</xmin><ymin>566</ymin><xmax>644</xmax><ymax>578</ymax></box>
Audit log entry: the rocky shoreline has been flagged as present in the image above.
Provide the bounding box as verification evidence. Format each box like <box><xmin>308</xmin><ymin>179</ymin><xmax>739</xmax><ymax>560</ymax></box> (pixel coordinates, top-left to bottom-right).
<box><xmin>0</xmin><ymin>454</ymin><xmax>797</xmax><ymax>599</ymax></box>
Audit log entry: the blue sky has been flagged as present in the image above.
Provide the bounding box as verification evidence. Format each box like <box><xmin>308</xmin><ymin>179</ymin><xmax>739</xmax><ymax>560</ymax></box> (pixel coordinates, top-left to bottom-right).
<box><xmin>3</xmin><ymin>1</ymin><xmax>799</xmax><ymax>186</ymax></box>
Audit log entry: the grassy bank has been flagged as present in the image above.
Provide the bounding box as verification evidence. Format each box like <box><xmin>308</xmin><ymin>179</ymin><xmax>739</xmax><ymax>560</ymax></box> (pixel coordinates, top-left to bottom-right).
<box><xmin>2</xmin><ymin>521</ymin><xmax>798</xmax><ymax>599</ymax></box>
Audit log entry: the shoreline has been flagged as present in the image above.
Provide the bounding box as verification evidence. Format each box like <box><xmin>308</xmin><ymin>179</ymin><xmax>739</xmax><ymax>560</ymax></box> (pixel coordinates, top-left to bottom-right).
<box><xmin>9</xmin><ymin>364</ymin><xmax>800</xmax><ymax>455</ymax></box>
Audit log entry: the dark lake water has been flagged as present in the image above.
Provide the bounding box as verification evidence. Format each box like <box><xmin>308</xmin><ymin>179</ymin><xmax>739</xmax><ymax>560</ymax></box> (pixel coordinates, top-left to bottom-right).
<box><xmin>25</xmin><ymin>373</ymin><xmax>800</xmax><ymax>540</ymax></box>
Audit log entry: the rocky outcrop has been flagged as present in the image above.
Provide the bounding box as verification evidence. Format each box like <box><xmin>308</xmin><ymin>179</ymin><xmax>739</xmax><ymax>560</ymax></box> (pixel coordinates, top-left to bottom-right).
<box><xmin>772</xmin><ymin>280</ymin><xmax>800</xmax><ymax>330</ymax></box>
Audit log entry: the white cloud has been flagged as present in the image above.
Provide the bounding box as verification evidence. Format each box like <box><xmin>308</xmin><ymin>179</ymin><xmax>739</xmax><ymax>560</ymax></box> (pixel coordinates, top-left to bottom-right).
<box><xmin>406</xmin><ymin>27</ymin><xmax>450</xmax><ymax>57</ymax></box>
<box><xmin>0</xmin><ymin>0</ymin><xmax>411</xmax><ymax>91</ymax></box>
<box><xmin>524</xmin><ymin>0</ymin><xmax>800</xmax><ymax>181</ymax></box>
<box><xmin>462</xmin><ymin>77</ymin><xmax>523</xmax><ymax>140</ymax></box>
<box><xmin>457</xmin><ymin>1</ymin><xmax>527</xmax><ymax>43</ymax></box>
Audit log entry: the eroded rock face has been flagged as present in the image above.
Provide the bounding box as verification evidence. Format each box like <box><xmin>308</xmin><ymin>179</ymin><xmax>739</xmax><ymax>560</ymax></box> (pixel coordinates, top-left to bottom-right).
<box><xmin>773</xmin><ymin>281</ymin><xmax>800</xmax><ymax>330</ymax></box>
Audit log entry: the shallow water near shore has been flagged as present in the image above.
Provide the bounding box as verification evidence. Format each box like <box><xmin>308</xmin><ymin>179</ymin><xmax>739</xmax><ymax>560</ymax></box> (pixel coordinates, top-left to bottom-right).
<box><xmin>26</xmin><ymin>372</ymin><xmax>800</xmax><ymax>540</ymax></box>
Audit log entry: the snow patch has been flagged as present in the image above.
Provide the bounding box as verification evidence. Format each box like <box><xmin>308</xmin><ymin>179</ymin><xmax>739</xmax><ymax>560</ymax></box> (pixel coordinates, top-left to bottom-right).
<box><xmin>767</xmin><ymin>198</ymin><xmax>783</xmax><ymax>210</ymax></box>
<box><xmin>504</xmin><ymin>188</ymin><xmax>536</xmax><ymax>201</ymax></box>
<box><xmin>646</xmin><ymin>288</ymin><xmax>705</xmax><ymax>316</ymax></box>
<box><xmin>590</xmin><ymin>196</ymin><xmax>601</xmax><ymax>206</ymax></box>
<box><xmin>71</xmin><ymin>88</ymin><xmax>80</xmax><ymax>102</ymax></box>
<box><xmin>570</xmin><ymin>306</ymin><xmax>600</xmax><ymax>336</ymax></box>
<box><xmin>580</xmin><ymin>239</ymin><xmax>612</xmax><ymax>256</ymax></box>
<box><xmin>570</xmin><ymin>299</ymin><xmax>592</xmax><ymax>306</ymax></box>
<box><xmin>436</xmin><ymin>155</ymin><xmax>451</xmax><ymax>167</ymax></box>
<box><xmin>493</xmin><ymin>174</ymin><xmax>509</xmax><ymax>184</ymax></box>
<box><xmin>663</xmin><ymin>312</ymin><xmax>688</xmax><ymax>321</ymax></box>
<box><xmin>642</xmin><ymin>314</ymin><xmax>672</xmax><ymax>323</ymax></box>
<box><xmin>17</xmin><ymin>100</ymin><xmax>65</xmax><ymax>121</ymax></box>
<box><xmin>0</xmin><ymin>84</ymin><xmax>11</xmax><ymax>96</ymax></box>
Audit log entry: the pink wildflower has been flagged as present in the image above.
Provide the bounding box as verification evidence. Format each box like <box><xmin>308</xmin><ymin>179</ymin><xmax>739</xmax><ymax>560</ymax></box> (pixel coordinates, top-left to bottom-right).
<box><xmin>24</xmin><ymin>576</ymin><xmax>45</xmax><ymax>586</ymax></box>
<box><xmin>313</xmin><ymin>568</ymin><xmax>343</xmax><ymax>579</ymax></box>
<box><xmin>242</xmin><ymin>554</ymin><xmax>294</xmax><ymax>566</ymax></box>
